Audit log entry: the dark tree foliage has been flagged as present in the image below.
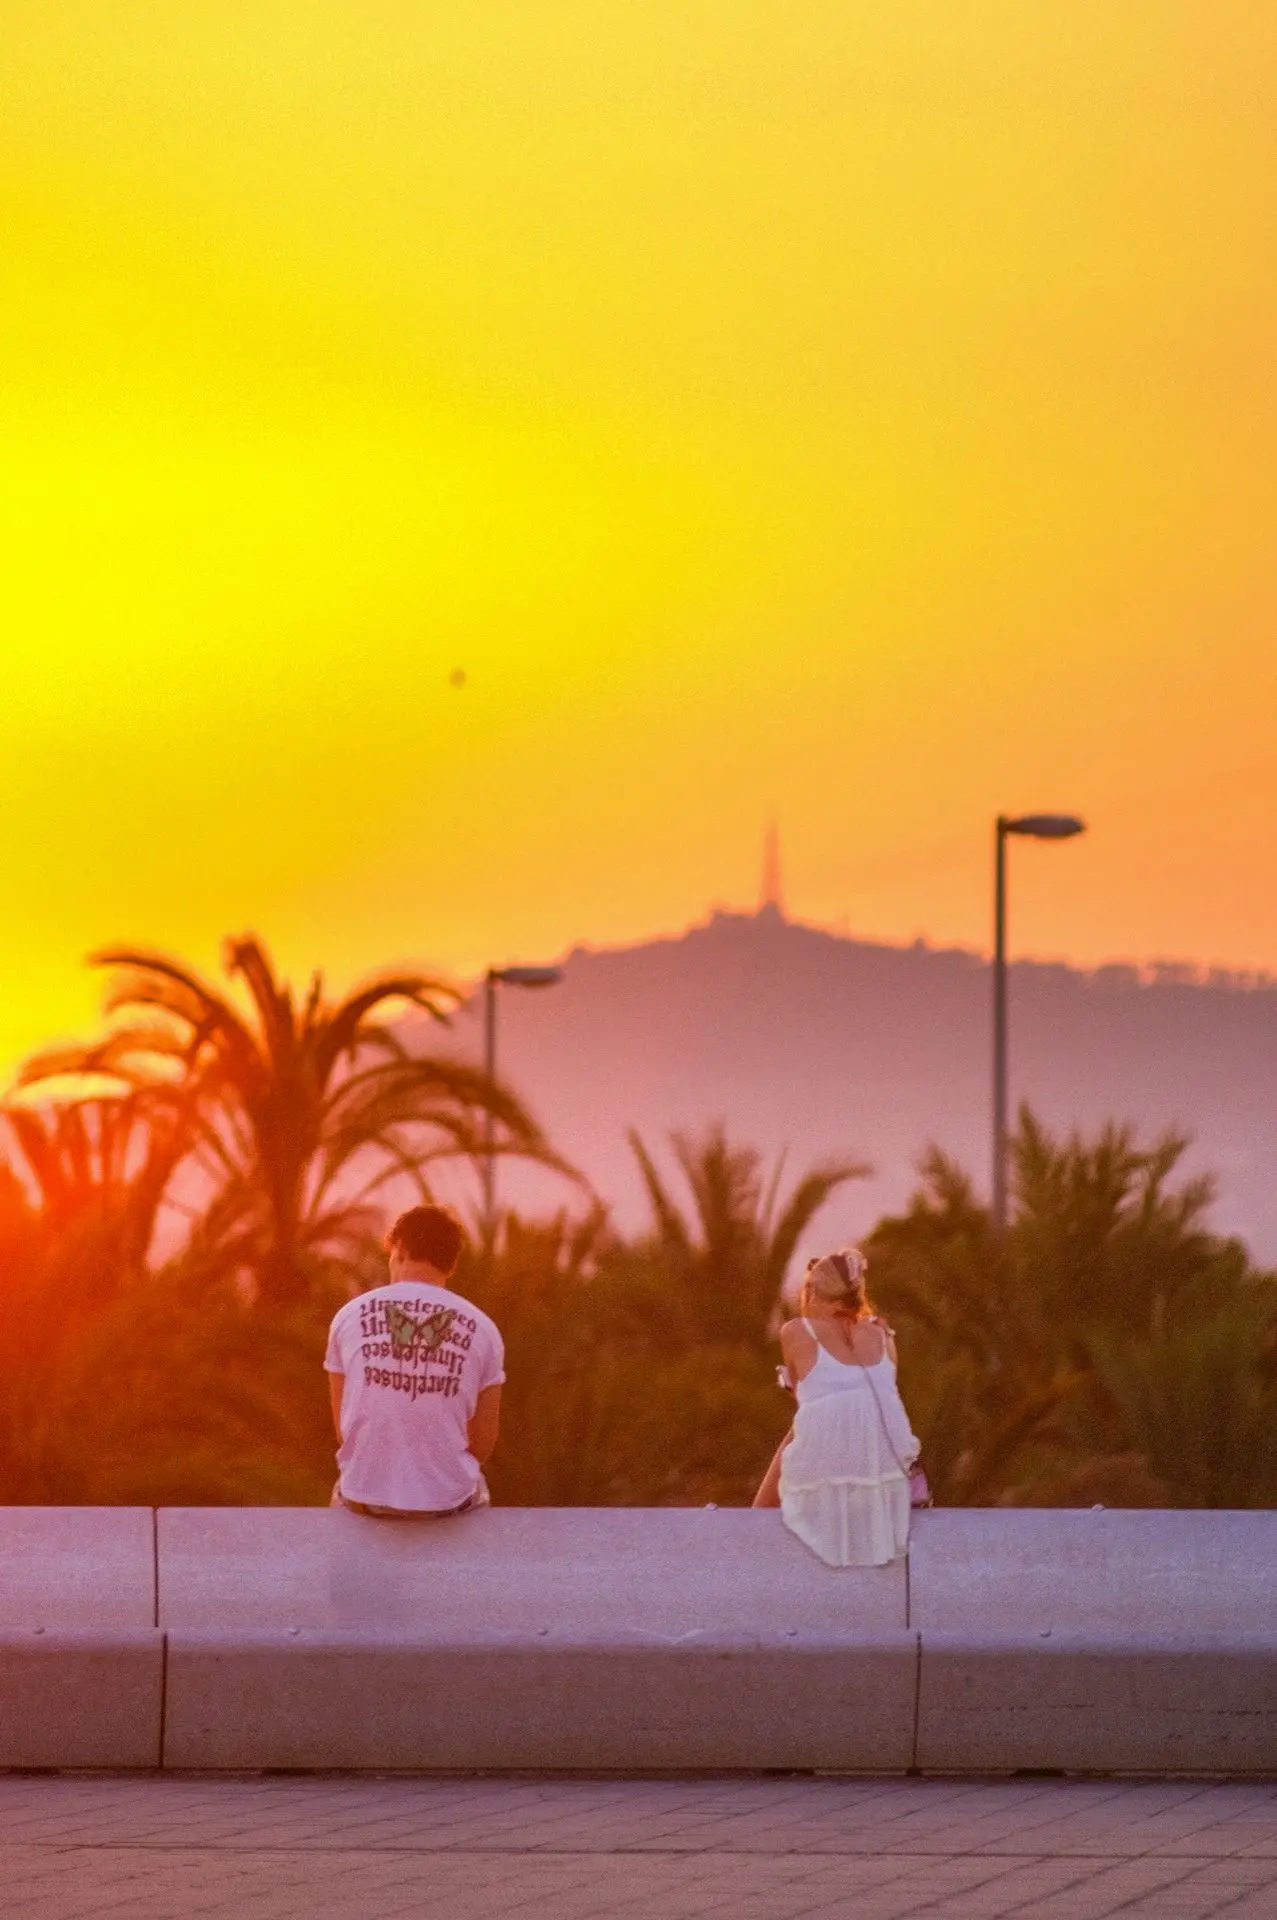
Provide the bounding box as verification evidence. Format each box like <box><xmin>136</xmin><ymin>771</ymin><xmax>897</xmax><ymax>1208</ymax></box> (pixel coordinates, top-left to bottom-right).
<box><xmin>17</xmin><ymin>936</ymin><xmax>551</xmax><ymax>1306</ymax></box>
<box><xmin>0</xmin><ymin>1105</ymin><xmax>339</xmax><ymax>1504</ymax></box>
<box><xmin>3</xmin><ymin>950</ymin><xmax>1275</xmax><ymax>1514</ymax></box>
<box><xmin>464</xmin><ymin>1129</ymin><xmax>866</xmax><ymax>1506</ymax></box>
<box><xmin>866</xmin><ymin>1108</ymin><xmax>1277</xmax><ymax>1507</ymax></box>
<box><xmin>0</xmin><ymin>934</ymin><xmax>555</xmax><ymax>1503</ymax></box>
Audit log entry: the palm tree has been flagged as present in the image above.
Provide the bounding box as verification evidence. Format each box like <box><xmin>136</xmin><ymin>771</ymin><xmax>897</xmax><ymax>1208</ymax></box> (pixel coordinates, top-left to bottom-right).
<box><xmin>866</xmin><ymin>1110</ymin><xmax>1277</xmax><ymax>1506</ymax></box>
<box><xmin>0</xmin><ymin>1089</ymin><xmax>191</xmax><ymax>1293</ymax></box>
<box><xmin>1010</xmin><ymin>1109</ymin><xmax>1232</xmax><ymax>1344</ymax></box>
<box><xmin>1091</xmin><ymin>1300</ymin><xmax>1277</xmax><ymax>1508</ymax></box>
<box><xmin>865</xmin><ymin>1144</ymin><xmax>1085</xmax><ymax>1503</ymax></box>
<box><xmin>462</xmin><ymin>1189</ymin><xmax>833</xmax><ymax>1507</ymax></box>
<box><xmin>0</xmin><ymin>1256</ymin><xmax>339</xmax><ymax>1506</ymax></box>
<box><xmin>626</xmin><ymin>1123</ymin><xmax>869</xmax><ymax>1342</ymax></box>
<box><xmin>0</xmin><ymin>1090</ymin><xmax>208</xmax><ymax>1500</ymax></box>
<box><xmin>18</xmin><ymin>935</ymin><xmax>555</xmax><ymax>1305</ymax></box>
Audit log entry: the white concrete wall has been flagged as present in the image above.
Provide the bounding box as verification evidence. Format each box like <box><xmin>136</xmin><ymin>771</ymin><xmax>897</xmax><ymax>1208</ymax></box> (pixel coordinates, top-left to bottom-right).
<box><xmin>0</xmin><ymin>1511</ymin><xmax>162</xmax><ymax>1768</ymax></box>
<box><xmin>916</xmin><ymin>1634</ymin><xmax>1277</xmax><ymax>1775</ymax></box>
<box><xmin>909</xmin><ymin>1508</ymin><xmax>1277</xmax><ymax>1634</ymax></box>
<box><xmin>157</xmin><ymin>1506</ymin><xmax>907</xmax><ymax>1635</ymax></box>
<box><xmin>908</xmin><ymin>1509</ymin><xmax>1277</xmax><ymax>1774</ymax></box>
<box><xmin>2</xmin><ymin>1506</ymin><xmax>1276</xmax><ymax>1774</ymax></box>
<box><xmin>158</xmin><ymin>1508</ymin><xmax>914</xmax><ymax>1770</ymax></box>
<box><xmin>163</xmin><ymin>1633</ymin><xmax>918</xmax><ymax>1772</ymax></box>
<box><xmin>0</xmin><ymin>1508</ymin><xmax>155</xmax><ymax>1631</ymax></box>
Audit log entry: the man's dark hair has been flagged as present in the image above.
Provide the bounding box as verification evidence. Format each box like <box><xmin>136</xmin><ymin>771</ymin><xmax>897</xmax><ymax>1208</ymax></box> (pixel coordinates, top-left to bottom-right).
<box><xmin>386</xmin><ymin>1205</ymin><xmax>465</xmax><ymax>1276</ymax></box>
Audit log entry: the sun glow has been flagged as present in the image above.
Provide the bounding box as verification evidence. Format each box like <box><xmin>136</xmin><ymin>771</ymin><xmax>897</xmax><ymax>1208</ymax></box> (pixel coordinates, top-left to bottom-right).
<box><xmin>4</xmin><ymin>3</ymin><xmax>1277</xmax><ymax>1078</ymax></box>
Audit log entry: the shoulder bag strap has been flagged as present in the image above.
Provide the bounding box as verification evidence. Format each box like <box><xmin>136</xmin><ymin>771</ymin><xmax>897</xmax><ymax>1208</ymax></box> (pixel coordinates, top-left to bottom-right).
<box><xmin>857</xmin><ymin>1345</ymin><xmax>910</xmax><ymax>1481</ymax></box>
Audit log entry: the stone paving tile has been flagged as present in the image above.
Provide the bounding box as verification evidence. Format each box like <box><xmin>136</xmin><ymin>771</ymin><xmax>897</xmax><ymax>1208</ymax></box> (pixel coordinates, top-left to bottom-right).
<box><xmin>1</xmin><ymin>1776</ymin><xmax>1276</xmax><ymax>1918</ymax></box>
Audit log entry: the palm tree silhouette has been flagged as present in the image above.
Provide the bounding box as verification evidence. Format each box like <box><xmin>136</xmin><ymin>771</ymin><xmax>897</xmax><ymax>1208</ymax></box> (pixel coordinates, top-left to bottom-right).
<box><xmin>1</xmin><ymin>1090</ymin><xmax>191</xmax><ymax>1292</ymax></box>
<box><xmin>19</xmin><ymin>934</ymin><xmax>554</xmax><ymax>1305</ymax></box>
<box><xmin>626</xmin><ymin>1123</ymin><xmax>869</xmax><ymax>1342</ymax></box>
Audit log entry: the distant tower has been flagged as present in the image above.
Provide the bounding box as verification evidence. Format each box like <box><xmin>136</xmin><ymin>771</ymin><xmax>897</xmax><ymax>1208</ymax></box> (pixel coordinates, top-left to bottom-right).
<box><xmin>759</xmin><ymin>817</ymin><xmax>785</xmax><ymax>920</ymax></box>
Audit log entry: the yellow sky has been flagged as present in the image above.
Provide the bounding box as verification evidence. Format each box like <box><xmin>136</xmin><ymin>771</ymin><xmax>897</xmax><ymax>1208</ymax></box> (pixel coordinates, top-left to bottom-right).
<box><xmin>3</xmin><ymin>3</ymin><xmax>1277</xmax><ymax>1074</ymax></box>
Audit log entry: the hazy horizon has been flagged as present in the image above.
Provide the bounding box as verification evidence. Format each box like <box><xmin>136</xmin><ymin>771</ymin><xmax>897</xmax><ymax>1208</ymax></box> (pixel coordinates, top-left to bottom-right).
<box><xmin>420</xmin><ymin>903</ymin><xmax>1277</xmax><ymax>1264</ymax></box>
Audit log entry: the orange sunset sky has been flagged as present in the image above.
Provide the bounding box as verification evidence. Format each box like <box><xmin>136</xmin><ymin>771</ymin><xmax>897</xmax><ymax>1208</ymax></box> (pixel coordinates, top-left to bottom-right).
<box><xmin>4</xmin><ymin>3</ymin><xmax>1277</xmax><ymax>1078</ymax></box>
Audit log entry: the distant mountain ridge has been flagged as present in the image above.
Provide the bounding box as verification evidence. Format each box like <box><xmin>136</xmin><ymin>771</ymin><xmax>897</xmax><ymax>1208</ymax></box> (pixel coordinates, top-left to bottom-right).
<box><xmin>466</xmin><ymin>908</ymin><xmax>1277</xmax><ymax>1261</ymax></box>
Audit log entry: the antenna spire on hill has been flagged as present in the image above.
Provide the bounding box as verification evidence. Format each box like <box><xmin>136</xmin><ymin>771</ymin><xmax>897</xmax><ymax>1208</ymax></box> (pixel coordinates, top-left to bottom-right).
<box><xmin>760</xmin><ymin>817</ymin><xmax>784</xmax><ymax>920</ymax></box>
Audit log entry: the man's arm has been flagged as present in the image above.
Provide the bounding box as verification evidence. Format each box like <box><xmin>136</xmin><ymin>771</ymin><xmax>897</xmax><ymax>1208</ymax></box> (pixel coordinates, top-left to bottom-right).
<box><xmin>468</xmin><ymin>1383</ymin><xmax>502</xmax><ymax>1465</ymax></box>
<box><xmin>328</xmin><ymin>1371</ymin><xmax>344</xmax><ymax>1440</ymax></box>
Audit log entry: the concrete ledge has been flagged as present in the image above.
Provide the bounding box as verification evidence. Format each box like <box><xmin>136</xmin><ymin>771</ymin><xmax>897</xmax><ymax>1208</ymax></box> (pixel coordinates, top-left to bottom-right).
<box><xmin>909</xmin><ymin>1508</ymin><xmax>1277</xmax><ymax>1634</ymax></box>
<box><xmin>3</xmin><ymin>1508</ymin><xmax>1277</xmax><ymax>1775</ymax></box>
<box><xmin>0</xmin><ymin>1509</ymin><xmax>155</xmax><ymax>1631</ymax></box>
<box><xmin>157</xmin><ymin>1506</ymin><xmax>907</xmax><ymax>1635</ymax></box>
<box><xmin>163</xmin><ymin>1631</ymin><xmax>919</xmax><ymax>1772</ymax></box>
<box><xmin>0</xmin><ymin>1632</ymin><xmax>164</xmax><ymax>1769</ymax></box>
<box><xmin>917</xmin><ymin>1633</ymin><xmax>1277</xmax><ymax>1776</ymax></box>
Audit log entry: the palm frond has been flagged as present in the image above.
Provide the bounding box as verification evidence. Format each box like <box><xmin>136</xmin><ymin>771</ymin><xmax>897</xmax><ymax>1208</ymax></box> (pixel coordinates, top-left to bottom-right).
<box><xmin>628</xmin><ymin>1128</ymin><xmax>693</xmax><ymax>1262</ymax></box>
<box><xmin>764</xmin><ymin>1157</ymin><xmax>871</xmax><ymax>1294</ymax></box>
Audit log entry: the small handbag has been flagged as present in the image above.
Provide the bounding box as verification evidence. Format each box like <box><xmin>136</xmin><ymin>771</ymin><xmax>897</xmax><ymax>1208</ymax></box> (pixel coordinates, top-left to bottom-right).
<box><xmin>907</xmin><ymin>1466</ymin><xmax>933</xmax><ymax>1509</ymax></box>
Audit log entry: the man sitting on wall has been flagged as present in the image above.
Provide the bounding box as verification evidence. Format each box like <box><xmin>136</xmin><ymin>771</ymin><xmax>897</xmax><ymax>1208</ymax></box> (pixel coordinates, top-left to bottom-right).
<box><xmin>325</xmin><ymin>1205</ymin><xmax>503</xmax><ymax>1517</ymax></box>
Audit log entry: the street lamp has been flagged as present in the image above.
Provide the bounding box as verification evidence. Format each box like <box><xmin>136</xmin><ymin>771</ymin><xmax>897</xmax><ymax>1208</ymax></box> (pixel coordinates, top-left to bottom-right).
<box><xmin>482</xmin><ymin>963</ymin><xmax>564</xmax><ymax>1251</ymax></box>
<box><xmin>992</xmin><ymin>813</ymin><xmax>1085</xmax><ymax>1236</ymax></box>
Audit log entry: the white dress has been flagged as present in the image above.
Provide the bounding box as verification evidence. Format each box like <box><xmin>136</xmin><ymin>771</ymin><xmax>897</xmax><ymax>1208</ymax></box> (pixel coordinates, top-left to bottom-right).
<box><xmin>780</xmin><ymin>1319</ymin><xmax>920</xmax><ymax>1568</ymax></box>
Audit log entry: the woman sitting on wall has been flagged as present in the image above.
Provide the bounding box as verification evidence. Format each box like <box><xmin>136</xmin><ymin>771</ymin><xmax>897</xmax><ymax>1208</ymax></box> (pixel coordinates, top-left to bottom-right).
<box><xmin>752</xmin><ymin>1247</ymin><xmax>921</xmax><ymax>1567</ymax></box>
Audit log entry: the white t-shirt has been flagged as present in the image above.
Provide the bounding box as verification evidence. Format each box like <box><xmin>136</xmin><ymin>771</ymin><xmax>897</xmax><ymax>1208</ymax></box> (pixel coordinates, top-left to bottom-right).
<box><xmin>324</xmin><ymin>1280</ymin><xmax>504</xmax><ymax>1511</ymax></box>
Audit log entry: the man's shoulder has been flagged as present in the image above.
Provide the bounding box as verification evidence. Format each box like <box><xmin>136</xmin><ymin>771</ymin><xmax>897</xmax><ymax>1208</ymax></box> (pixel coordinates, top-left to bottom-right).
<box><xmin>436</xmin><ymin>1285</ymin><xmax>502</xmax><ymax>1343</ymax></box>
<box><xmin>327</xmin><ymin>1285</ymin><xmax>391</xmax><ymax>1330</ymax></box>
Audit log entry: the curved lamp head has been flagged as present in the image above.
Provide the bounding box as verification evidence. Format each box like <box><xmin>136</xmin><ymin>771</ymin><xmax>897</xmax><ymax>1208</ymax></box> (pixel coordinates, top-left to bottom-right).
<box><xmin>1001</xmin><ymin>813</ymin><xmax>1086</xmax><ymax>840</ymax></box>
<box><xmin>489</xmin><ymin>965</ymin><xmax>564</xmax><ymax>989</ymax></box>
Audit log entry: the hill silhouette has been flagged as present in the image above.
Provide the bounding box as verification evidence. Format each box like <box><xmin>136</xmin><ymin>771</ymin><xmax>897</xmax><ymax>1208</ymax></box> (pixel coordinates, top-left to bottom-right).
<box><xmin>461</xmin><ymin>908</ymin><xmax>1277</xmax><ymax>1260</ymax></box>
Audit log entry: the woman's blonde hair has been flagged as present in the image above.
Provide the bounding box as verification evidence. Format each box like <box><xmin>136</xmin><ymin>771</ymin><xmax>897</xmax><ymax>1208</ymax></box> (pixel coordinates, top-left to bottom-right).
<box><xmin>801</xmin><ymin>1246</ymin><xmax>871</xmax><ymax>1318</ymax></box>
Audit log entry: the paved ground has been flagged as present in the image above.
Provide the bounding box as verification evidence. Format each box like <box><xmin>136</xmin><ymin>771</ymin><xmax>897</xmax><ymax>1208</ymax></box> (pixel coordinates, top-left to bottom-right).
<box><xmin>1</xmin><ymin>1775</ymin><xmax>1275</xmax><ymax>1919</ymax></box>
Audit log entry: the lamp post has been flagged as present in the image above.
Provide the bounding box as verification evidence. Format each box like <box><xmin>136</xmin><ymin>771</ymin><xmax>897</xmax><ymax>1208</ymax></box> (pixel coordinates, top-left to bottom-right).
<box><xmin>992</xmin><ymin>813</ymin><xmax>1085</xmax><ymax>1236</ymax></box>
<box><xmin>482</xmin><ymin>963</ymin><xmax>563</xmax><ymax>1252</ymax></box>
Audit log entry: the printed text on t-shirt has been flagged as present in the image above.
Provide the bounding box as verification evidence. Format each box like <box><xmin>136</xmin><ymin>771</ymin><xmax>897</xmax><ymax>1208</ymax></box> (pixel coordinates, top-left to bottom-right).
<box><xmin>355</xmin><ymin>1298</ymin><xmax>474</xmax><ymax>1402</ymax></box>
